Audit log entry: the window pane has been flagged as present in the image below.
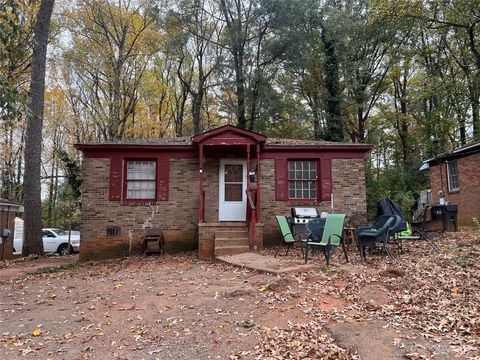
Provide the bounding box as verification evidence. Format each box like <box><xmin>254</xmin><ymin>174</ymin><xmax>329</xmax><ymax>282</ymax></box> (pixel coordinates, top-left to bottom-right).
<box><xmin>127</xmin><ymin>161</ymin><xmax>155</xmax><ymax>180</ymax></box>
<box><xmin>224</xmin><ymin>164</ymin><xmax>243</xmax><ymax>182</ymax></box>
<box><xmin>225</xmin><ymin>183</ymin><xmax>243</xmax><ymax>201</ymax></box>
<box><xmin>287</xmin><ymin>161</ymin><xmax>317</xmax><ymax>199</ymax></box>
<box><xmin>448</xmin><ymin>161</ymin><xmax>459</xmax><ymax>191</ymax></box>
<box><xmin>126</xmin><ymin>180</ymin><xmax>155</xmax><ymax>199</ymax></box>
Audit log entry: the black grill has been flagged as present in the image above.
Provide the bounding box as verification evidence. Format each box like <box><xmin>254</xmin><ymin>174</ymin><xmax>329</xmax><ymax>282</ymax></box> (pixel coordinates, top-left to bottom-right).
<box><xmin>290</xmin><ymin>207</ymin><xmax>321</xmax><ymax>236</ymax></box>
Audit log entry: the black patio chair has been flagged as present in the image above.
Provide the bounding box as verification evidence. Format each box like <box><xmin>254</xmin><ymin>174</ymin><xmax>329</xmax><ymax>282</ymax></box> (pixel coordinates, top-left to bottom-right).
<box><xmin>357</xmin><ymin>215</ymin><xmax>397</xmax><ymax>260</ymax></box>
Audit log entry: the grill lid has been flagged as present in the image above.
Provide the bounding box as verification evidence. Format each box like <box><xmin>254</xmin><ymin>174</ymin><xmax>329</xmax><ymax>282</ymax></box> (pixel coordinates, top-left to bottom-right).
<box><xmin>291</xmin><ymin>207</ymin><xmax>319</xmax><ymax>218</ymax></box>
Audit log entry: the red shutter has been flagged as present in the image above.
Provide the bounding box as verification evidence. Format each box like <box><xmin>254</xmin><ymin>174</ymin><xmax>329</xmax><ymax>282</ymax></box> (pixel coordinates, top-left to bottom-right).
<box><xmin>320</xmin><ymin>158</ymin><xmax>332</xmax><ymax>201</ymax></box>
<box><xmin>275</xmin><ymin>158</ymin><xmax>288</xmax><ymax>200</ymax></box>
<box><xmin>157</xmin><ymin>157</ymin><xmax>169</xmax><ymax>201</ymax></box>
<box><xmin>109</xmin><ymin>157</ymin><xmax>123</xmax><ymax>201</ymax></box>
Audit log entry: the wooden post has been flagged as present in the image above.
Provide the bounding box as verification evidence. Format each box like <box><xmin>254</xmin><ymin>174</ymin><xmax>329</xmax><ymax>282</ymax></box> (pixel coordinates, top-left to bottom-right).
<box><xmin>256</xmin><ymin>143</ymin><xmax>261</xmax><ymax>221</ymax></box>
<box><xmin>246</xmin><ymin>144</ymin><xmax>251</xmax><ymax>188</ymax></box>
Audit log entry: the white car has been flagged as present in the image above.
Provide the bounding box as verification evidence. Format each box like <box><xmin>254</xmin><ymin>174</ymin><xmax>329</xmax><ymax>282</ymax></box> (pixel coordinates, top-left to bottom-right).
<box><xmin>13</xmin><ymin>228</ymin><xmax>80</xmax><ymax>256</ymax></box>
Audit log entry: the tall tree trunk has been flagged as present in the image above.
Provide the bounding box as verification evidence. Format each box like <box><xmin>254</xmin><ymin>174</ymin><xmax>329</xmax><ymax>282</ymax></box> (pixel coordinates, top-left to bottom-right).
<box><xmin>321</xmin><ymin>27</ymin><xmax>343</xmax><ymax>141</ymax></box>
<box><xmin>233</xmin><ymin>46</ymin><xmax>246</xmax><ymax>129</ymax></box>
<box><xmin>23</xmin><ymin>0</ymin><xmax>54</xmax><ymax>256</ymax></box>
<box><xmin>471</xmin><ymin>75</ymin><xmax>480</xmax><ymax>139</ymax></box>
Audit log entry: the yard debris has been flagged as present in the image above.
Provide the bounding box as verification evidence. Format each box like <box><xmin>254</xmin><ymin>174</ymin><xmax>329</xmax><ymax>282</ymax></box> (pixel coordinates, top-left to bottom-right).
<box><xmin>239</xmin><ymin>320</ymin><xmax>256</xmax><ymax>329</ymax></box>
<box><xmin>0</xmin><ymin>233</ymin><xmax>479</xmax><ymax>359</ymax></box>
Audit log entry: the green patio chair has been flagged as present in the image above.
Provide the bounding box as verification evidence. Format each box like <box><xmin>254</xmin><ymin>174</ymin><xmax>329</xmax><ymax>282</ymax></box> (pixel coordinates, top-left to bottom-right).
<box><xmin>304</xmin><ymin>214</ymin><xmax>349</xmax><ymax>265</ymax></box>
<box><xmin>275</xmin><ymin>215</ymin><xmax>303</xmax><ymax>257</ymax></box>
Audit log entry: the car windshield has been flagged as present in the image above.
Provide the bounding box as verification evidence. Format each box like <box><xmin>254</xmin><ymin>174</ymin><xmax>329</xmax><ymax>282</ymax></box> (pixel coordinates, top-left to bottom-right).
<box><xmin>52</xmin><ymin>229</ymin><xmax>68</xmax><ymax>236</ymax></box>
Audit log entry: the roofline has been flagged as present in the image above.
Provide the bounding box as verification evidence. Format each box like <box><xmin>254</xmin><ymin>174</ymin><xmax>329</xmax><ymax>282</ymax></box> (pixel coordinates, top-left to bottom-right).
<box><xmin>76</xmin><ymin>143</ymin><xmax>373</xmax><ymax>153</ymax></box>
<box><xmin>422</xmin><ymin>140</ymin><xmax>480</xmax><ymax>166</ymax></box>
<box><xmin>264</xmin><ymin>144</ymin><xmax>373</xmax><ymax>152</ymax></box>
<box><xmin>0</xmin><ymin>200</ymin><xmax>23</xmax><ymax>211</ymax></box>
<box><xmin>75</xmin><ymin>144</ymin><xmax>193</xmax><ymax>152</ymax></box>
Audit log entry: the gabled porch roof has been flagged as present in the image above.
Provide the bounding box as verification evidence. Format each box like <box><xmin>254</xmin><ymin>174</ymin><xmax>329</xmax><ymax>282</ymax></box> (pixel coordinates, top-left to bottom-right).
<box><xmin>192</xmin><ymin>125</ymin><xmax>267</xmax><ymax>146</ymax></box>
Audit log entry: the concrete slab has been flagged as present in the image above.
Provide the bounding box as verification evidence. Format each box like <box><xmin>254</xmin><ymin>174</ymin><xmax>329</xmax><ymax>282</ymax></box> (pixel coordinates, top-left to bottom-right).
<box><xmin>216</xmin><ymin>252</ymin><xmax>317</xmax><ymax>274</ymax></box>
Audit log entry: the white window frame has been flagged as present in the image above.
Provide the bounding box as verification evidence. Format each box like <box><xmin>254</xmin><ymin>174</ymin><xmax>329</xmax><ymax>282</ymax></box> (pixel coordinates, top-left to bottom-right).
<box><xmin>288</xmin><ymin>160</ymin><xmax>318</xmax><ymax>199</ymax></box>
<box><xmin>125</xmin><ymin>160</ymin><xmax>157</xmax><ymax>200</ymax></box>
<box><xmin>447</xmin><ymin>160</ymin><xmax>459</xmax><ymax>192</ymax></box>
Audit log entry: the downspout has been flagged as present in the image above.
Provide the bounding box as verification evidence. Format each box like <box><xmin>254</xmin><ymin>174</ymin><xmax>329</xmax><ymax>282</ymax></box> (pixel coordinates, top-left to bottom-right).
<box><xmin>439</xmin><ymin>157</ymin><xmax>444</xmax><ymax>201</ymax></box>
<box><xmin>198</xmin><ymin>144</ymin><xmax>205</xmax><ymax>223</ymax></box>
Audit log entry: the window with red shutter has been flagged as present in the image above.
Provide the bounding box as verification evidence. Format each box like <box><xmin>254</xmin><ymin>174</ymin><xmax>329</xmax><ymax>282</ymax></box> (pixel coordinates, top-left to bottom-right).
<box><xmin>125</xmin><ymin>160</ymin><xmax>157</xmax><ymax>200</ymax></box>
<box><xmin>288</xmin><ymin>160</ymin><xmax>317</xmax><ymax>199</ymax></box>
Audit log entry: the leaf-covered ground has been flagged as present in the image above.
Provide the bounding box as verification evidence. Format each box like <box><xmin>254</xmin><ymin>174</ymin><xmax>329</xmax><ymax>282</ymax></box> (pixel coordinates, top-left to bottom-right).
<box><xmin>0</xmin><ymin>231</ymin><xmax>479</xmax><ymax>359</ymax></box>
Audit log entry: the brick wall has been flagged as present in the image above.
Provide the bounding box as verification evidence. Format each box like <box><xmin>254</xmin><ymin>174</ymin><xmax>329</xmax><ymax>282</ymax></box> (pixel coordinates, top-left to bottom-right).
<box><xmin>203</xmin><ymin>158</ymin><xmax>219</xmax><ymax>223</ymax></box>
<box><xmin>80</xmin><ymin>155</ymin><xmax>368</xmax><ymax>260</ymax></box>
<box><xmin>0</xmin><ymin>210</ymin><xmax>15</xmax><ymax>260</ymax></box>
<box><xmin>80</xmin><ymin>158</ymin><xmax>199</xmax><ymax>261</ymax></box>
<box><xmin>429</xmin><ymin>153</ymin><xmax>480</xmax><ymax>226</ymax></box>
<box><xmin>260</xmin><ymin>158</ymin><xmax>367</xmax><ymax>246</ymax></box>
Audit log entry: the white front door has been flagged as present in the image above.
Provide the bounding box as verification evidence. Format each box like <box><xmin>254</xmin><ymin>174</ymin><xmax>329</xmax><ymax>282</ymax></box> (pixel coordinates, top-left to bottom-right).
<box><xmin>219</xmin><ymin>159</ymin><xmax>247</xmax><ymax>221</ymax></box>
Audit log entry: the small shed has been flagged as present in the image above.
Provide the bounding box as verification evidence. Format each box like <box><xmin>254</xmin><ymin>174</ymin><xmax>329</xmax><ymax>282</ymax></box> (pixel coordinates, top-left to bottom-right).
<box><xmin>0</xmin><ymin>198</ymin><xmax>24</xmax><ymax>260</ymax></box>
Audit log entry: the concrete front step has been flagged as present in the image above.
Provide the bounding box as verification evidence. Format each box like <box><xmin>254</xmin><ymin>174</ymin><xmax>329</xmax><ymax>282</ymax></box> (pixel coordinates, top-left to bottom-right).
<box><xmin>214</xmin><ymin>245</ymin><xmax>250</xmax><ymax>256</ymax></box>
<box><xmin>215</xmin><ymin>230</ymin><xmax>249</xmax><ymax>238</ymax></box>
<box><xmin>215</xmin><ymin>237</ymin><xmax>249</xmax><ymax>247</ymax></box>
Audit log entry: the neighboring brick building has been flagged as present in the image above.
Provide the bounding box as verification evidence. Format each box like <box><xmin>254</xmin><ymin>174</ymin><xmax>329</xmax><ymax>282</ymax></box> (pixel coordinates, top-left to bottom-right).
<box><xmin>76</xmin><ymin>125</ymin><xmax>371</xmax><ymax>261</ymax></box>
<box><xmin>422</xmin><ymin>140</ymin><xmax>480</xmax><ymax>226</ymax></box>
<box><xmin>0</xmin><ymin>198</ymin><xmax>23</xmax><ymax>260</ymax></box>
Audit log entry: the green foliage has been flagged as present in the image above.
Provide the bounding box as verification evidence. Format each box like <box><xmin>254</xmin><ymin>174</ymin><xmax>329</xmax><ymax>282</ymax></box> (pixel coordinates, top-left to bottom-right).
<box><xmin>0</xmin><ymin>0</ymin><xmax>32</xmax><ymax>120</ymax></box>
<box><xmin>31</xmin><ymin>261</ymin><xmax>90</xmax><ymax>275</ymax></box>
<box><xmin>57</xmin><ymin>150</ymin><xmax>82</xmax><ymax>201</ymax></box>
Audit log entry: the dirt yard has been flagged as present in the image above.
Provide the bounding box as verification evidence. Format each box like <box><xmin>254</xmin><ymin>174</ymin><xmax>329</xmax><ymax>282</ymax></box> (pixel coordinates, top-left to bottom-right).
<box><xmin>0</xmin><ymin>231</ymin><xmax>479</xmax><ymax>359</ymax></box>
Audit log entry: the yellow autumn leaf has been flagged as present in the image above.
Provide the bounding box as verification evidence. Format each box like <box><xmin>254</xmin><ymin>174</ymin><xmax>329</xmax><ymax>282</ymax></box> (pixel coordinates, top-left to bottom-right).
<box><xmin>258</xmin><ymin>286</ymin><xmax>267</xmax><ymax>292</ymax></box>
<box><xmin>32</xmin><ymin>329</ymin><xmax>42</xmax><ymax>336</ymax></box>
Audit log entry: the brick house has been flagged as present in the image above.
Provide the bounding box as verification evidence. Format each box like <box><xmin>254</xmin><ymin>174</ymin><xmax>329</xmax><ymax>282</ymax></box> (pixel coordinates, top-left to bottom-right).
<box><xmin>421</xmin><ymin>140</ymin><xmax>480</xmax><ymax>226</ymax></box>
<box><xmin>0</xmin><ymin>198</ymin><xmax>23</xmax><ymax>260</ymax></box>
<box><xmin>76</xmin><ymin>125</ymin><xmax>371</xmax><ymax>261</ymax></box>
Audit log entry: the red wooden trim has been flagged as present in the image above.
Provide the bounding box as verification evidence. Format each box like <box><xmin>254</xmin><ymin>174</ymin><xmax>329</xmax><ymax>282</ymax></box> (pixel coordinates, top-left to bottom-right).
<box><xmin>261</xmin><ymin>151</ymin><xmax>368</xmax><ymax>159</ymax></box>
<box><xmin>122</xmin><ymin>158</ymin><xmax>158</xmax><ymax>202</ymax></box>
<box><xmin>157</xmin><ymin>157</ymin><xmax>169</xmax><ymax>201</ymax></box>
<box><xmin>109</xmin><ymin>157</ymin><xmax>123</xmax><ymax>201</ymax></box>
<box><xmin>264</xmin><ymin>144</ymin><xmax>372</xmax><ymax>152</ymax></box>
<box><xmin>192</xmin><ymin>124</ymin><xmax>267</xmax><ymax>144</ymax></box>
<box><xmin>80</xmin><ymin>149</ymin><xmax>195</xmax><ymax>159</ymax></box>
<box><xmin>201</xmin><ymin>138</ymin><xmax>257</xmax><ymax>146</ymax></box>
<box><xmin>320</xmin><ymin>158</ymin><xmax>332</xmax><ymax>201</ymax></box>
<box><xmin>76</xmin><ymin>144</ymin><xmax>192</xmax><ymax>151</ymax></box>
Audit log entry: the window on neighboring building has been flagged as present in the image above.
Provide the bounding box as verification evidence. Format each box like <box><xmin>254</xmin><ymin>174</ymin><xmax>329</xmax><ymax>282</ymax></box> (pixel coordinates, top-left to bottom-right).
<box><xmin>288</xmin><ymin>160</ymin><xmax>317</xmax><ymax>199</ymax></box>
<box><xmin>447</xmin><ymin>160</ymin><xmax>459</xmax><ymax>192</ymax></box>
<box><xmin>125</xmin><ymin>160</ymin><xmax>156</xmax><ymax>200</ymax></box>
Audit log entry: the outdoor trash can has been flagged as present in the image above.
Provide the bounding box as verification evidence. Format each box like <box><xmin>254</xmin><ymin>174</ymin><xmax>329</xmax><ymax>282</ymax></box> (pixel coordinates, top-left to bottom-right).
<box><xmin>431</xmin><ymin>205</ymin><xmax>458</xmax><ymax>232</ymax></box>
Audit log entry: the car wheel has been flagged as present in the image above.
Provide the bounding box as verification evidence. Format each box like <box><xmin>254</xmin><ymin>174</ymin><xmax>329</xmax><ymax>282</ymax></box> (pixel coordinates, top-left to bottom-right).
<box><xmin>57</xmin><ymin>244</ymin><xmax>71</xmax><ymax>256</ymax></box>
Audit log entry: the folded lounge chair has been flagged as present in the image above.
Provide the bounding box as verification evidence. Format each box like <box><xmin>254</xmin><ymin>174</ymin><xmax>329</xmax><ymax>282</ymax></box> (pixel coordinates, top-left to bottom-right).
<box><xmin>275</xmin><ymin>215</ymin><xmax>303</xmax><ymax>257</ymax></box>
<box><xmin>304</xmin><ymin>214</ymin><xmax>349</xmax><ymax>265</ymax></box>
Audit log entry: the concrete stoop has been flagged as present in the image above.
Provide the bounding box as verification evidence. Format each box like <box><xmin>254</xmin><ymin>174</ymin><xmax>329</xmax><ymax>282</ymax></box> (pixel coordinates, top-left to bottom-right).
<box><xmin>214</xmin><ymin>225</ymin><xmax>250</xmax><ymax>256</ymax></box>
